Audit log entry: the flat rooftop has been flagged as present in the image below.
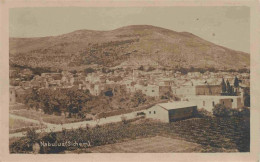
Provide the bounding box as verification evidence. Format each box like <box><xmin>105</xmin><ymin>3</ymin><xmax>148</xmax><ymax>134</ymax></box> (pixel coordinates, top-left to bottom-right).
<box><xmin>187</xmin><ymin>95</ymin><xmax>241</xmax><ymax>99</ymax></box>
<box><xmin>157</xmin><ymin>101</ymin><xmax>196</xmax><ymax>110</ymax></box>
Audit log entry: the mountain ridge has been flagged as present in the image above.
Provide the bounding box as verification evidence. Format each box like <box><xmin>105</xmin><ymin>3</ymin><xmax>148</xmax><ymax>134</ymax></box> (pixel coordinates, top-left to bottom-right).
<box><xmin>9</xmin><ymin>25</ymin><xmax>250</xmax><ymax>71</ymax></box>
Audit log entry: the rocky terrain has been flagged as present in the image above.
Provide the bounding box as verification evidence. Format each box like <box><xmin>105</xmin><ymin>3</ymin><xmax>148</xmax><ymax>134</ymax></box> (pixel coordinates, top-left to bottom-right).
<box><xmin>9</xmin><ymin>25</ymin><xmax>250</xmax><ymax>71</ymax></box>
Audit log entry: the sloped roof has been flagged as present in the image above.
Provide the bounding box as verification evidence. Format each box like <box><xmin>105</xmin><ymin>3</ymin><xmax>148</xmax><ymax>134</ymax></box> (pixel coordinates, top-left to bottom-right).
<box><xmin>157</xmin><ymin>101</ymin><xmax>196</xmax><ymax>110</ymax></box>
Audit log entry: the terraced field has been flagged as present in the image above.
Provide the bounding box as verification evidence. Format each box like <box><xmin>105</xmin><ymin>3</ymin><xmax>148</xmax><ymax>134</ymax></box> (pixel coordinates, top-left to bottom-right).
<box><xmin>166</xmin><ymin>117</ymin><xmax>250</xmax><ymax>152</ymax></box>
<box><xmin>83</xmin><ymin>136</ymin><xmax>202</xmax><ymax>153</ymax></box>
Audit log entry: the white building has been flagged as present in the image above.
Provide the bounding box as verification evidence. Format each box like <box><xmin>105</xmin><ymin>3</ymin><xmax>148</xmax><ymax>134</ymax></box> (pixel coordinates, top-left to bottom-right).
<box><xmin>186</xmin><ymin>95</ymin><xmax>243</xmax><ymax>112</ymax></box>
<box><xmin>142</xmin><ymin>84</ymin><xmax>160</xmax><ymax>97</ymax></box>
<box><xmin>172</xmin><ymin>85</ymin><xmax>196</xmax><ymax>97</ymax></box>
<box><xmin>145</xmin><ymin>102</ymin><xmax>197</xmax><ymax>122</ymax></box>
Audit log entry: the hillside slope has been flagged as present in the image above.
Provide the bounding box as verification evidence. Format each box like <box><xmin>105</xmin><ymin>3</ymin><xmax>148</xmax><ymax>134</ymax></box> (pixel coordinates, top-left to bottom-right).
<box><xmin>9</xmin><ymin>25</ymin><xmax>250</xmax><ymax>70</ymax></box>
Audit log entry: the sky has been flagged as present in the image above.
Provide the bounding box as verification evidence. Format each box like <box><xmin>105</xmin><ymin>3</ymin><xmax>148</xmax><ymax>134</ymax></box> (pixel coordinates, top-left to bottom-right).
<box><xmin>9</xmin><ymin>7</ymin><xmax>250</xmax><ymax>53</ymax></box>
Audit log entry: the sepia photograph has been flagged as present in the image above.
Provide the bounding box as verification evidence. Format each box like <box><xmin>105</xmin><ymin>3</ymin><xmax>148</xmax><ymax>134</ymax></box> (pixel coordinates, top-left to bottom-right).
<box><xmin>7</xmin><ymin>5</ymin><xmax>252</xmax><ymax>155</ymax></box>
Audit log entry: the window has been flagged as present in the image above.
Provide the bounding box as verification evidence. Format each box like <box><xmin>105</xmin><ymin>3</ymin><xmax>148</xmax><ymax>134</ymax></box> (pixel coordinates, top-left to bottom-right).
<box><xmin>231</xmin><ymin>99</ymin><xmax>233</xmax><ymax>102</ymax></box>
<box><xmin>223</xmin><ymin>101</ymin><xmax>225</xmax><ymax>105</ymax></box>
<box><xmin>203</xmin><ymin>101</ymin><xmax>205</xmax><ymax>106</ymax></box>
<box><xmin>154</xmin><ymin>111</ymin><xmax>156</xmax><ymax>114</ymax></box>
<box><xmin>149</xmin><ymin>111</ymin><xmax>151</xmax><ymax>114</ymax></box>
<box><xmin>212</xmin><ymin>101</ymin><xmax>215</xmax><ymax>106</ymax></box>
<box><xmin>152</xmin><ymin>90</ymin><xmax>155</xmax><ymax>92</ymax></box>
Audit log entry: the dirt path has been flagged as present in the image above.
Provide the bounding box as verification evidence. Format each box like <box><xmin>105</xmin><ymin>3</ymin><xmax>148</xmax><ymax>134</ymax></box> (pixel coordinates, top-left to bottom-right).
<box><xmin>9</xmin><ymin>114</ymin><xmax>41</xmax><ymax>124</ymax></box>
<box><xmin>9</xmin><ymin>110</ymin><xmax>140</xmax><ymax>138</ymax></box>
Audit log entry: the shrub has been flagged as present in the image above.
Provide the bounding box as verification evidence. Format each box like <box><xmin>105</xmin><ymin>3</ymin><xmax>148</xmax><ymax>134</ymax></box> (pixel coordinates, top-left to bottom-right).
<box><xmin>10</xmin><ymin>138</ymin><xmax>32</xmax><ymax>153</ymax></box>
<box><xmin>26</xmin><ymin>128</ymin><xmax>38</xmax><ymax>144</ymax></box>
<box><xmin>104</xmin><ymin>89</ymin><xmax>113</xmax><ymax>97</ymax></box>
<box><xmin>146</xmin><ymin>66</ymin><xmax>156</xmax><ymax>72</ymax></box>
<box><xmin>196</xmin><ymin>108</ymin><xmax>212</xmax><ymax>118</ymax></box>
<box><xmin>239</xmin><ymin>107</ymin><xmax>250</xmax><ymax>117</ymax></box>
<box><xmin>138</xmin><ymin>65</ymin><xmax>144</xmax><ymax>71</ymax></box>
<box><xmin>131</xmin><ymin>90</ymin><xmax>147</xmax><ymax>107</ymax></box>
<box><xmin>9</xmin><ymin>128</ymin><xmax>39</xmax><ymax>153</ymax></box>
<box><xmin>213</xmin><ymin>104</ymin><xmax>232</xmax><ymax>117</ymax></box>
<box><xmin>84</xmin><ymin>68</ymin><xmax>95</xmax><ymax>75</ymax></box>
<box><xmin>137</xmin><ymin>112</ymin><xmax>145</xmax><ymax>116</ymax></box>
<box><xmin>40</xmin><ymin>131</ymin><xmax>66</xmax><ymax>153</ymax></box>
<box><xmin>121</xmin><ymin>116</ymin><xmax>128</xmax><ymax>124</ymax></box>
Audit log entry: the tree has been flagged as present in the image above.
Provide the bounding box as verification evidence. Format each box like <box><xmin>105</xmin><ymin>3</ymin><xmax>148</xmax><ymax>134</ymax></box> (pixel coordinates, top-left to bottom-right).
<box><xmin>221</xmin><ymin>78</ymin><xmax>226</xmax><ymax>93</ymax></box>
<box><xmin>64</xmin><ymin>88</ymin><xmax>91</xmax><ymax>118</ymax></box>
<box><xmin>213</xmin><ymin>104</ymin><xmax>232</xmax><ymax>117</ymax></box>
<box><xmin>70</xmin><ymin>70</ymin><xmax>77</xmax><ymax>74</ymax></box>
<box><xmin>147</xmin><ymin>66</ymin><xmax>156</xmax><ymax>72</ymax></box>
<box><xmin>104</xmin><ymin>88</ymin><xmax>113</xmax><ymax>97</ymax></box>
<box><xmin>243</xmin><ymin>88</ymin><xmax>250</xmax><ymax>107</ymax></box>
<box><xmin>161</xmin><ymin>91</ymin><xmax>173</xmax><ymax>99</ymax></box>
<box><xmin>24</xmin><ymin>88</ymin><xmax>40</xmax><ymax>108</ymax></box>
<box><xmin>226</xmin><ymin>80</ymin><xmax>234</xmax><ymax>95</ymax></box>
<box><xmin>26</xmin><ymin>128</ymin><xmax>38</xmax><ymax>144</ymax></box>
<box><xmin>138</xmin><ymin>65</ymin><xmax>144</xmax><ymax>71</ymax></box>
<box><xmin>84</xmin><ymin>67</ymin><xmax>95</xmax><ymax>75</ymax></box>
<box><xmin>226</xmin><ymin>80</ymin><xmax>230</xmax><ymax>93</ymax></box>
<box><xmin>179</xmin><ymin>67</ymin><xmax>188</xmax><ymax>75</ymax></box>
<box><xmin>234</xmin><ymin>76</ymin><xmax>239</xmax><ymax>88</ymax></box>
<box><xmin>102</xmin><ymin>67</ymin><xmax>108</xmax><ymax>73</ymax></box>
<box><xmin>32</xmin><ymin>88</ymin><xmax>92</xmax><ymax>118</ymax></box>
<box><xmin>131</xmin><ymin>90</ymin><xmax>147</xmax><ymax>107</ymax></box>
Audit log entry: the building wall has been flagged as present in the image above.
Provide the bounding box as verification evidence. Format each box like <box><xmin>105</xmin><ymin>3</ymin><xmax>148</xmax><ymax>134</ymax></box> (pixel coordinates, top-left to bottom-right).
<box><xmin>145</xmin><ymin>105</ymin><xmax>169</xmax><ymax>122</ymax></box>
<box><xmin>143</xmin><ymin>85</ymin><xmax>160</xmax><ymax>98</ymax></box>
<box><xmin>219</xmin><ymin>99</ymin><xmax>232</xmax><ymax>109</ymax></box>
<box><xmin>168</xmin><ymin>106</ymin><xmax>197</xmax><ymax>122</ymax></box>
<box><xmin>235</xmin><ymin>97</ymin><xmax>243</xmax><ymax>108</ymax></box>
<box><xmin>188</xmin><ymin>98</ymin><xmax>214</xmax><ymax>112</ymax></box>
<box><xmin>188</xmin><ymin>96</ymin><xmax>243</xmax><ymax>112</ymax></box>
<box><xmin>94</xmin><ymin>84</ymin><xmax>101</xmax><ymax>96</ymax></box>
<box><xmin>172</xmin><ymin>86</ymin><xmax>196</xmax><ymax>97</ymax></box>
<box><xmin>159</xmin><ymin>86</ymin><xmax>172</xmax><ymax>97</ymax></box>
<box><xmin>195</xmin><ymin>85</ymin><xmax>221</xmax><ymax>96</ymax></box>
<box><xmin>229</xmin><ymin>97</ymin><xmax>243</xmax><ymax>109</ymax></box>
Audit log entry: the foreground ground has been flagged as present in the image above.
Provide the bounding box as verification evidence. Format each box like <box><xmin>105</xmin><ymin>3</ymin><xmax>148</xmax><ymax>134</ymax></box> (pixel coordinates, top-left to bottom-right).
<box><xmin>10</xmin><ymin>108</ymin><xmax>85</xmax><ymax>124</ymax></box>
<box><xmin>10</xmin><ymin>114</ymin><xmax>249</xmax><ymax>153</ymax></box>
<box><xmin>9</xmin><ymin>116</ymin><xmax>42</xmax><ymax>134</ymax></box>
<box><xmin>72</xmin><ymin>136</ymin><xmax>202</xmax><ymax>153</ymax></box>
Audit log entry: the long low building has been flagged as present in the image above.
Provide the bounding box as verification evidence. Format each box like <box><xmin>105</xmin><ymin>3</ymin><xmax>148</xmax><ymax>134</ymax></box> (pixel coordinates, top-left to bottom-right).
<box><xmin>172</xmin><ymin>84</ymin><xmax>222</xmax><ymax>98</ymax></box>
<box><xmin>186</xmin><ymin>95</ymin><xmax>243</xmax><ymax>112</ymax></box>
<box><xmin>145</xmin><ymin>102</ymin><xmax>197</xmax><ymax>122</ymax></box>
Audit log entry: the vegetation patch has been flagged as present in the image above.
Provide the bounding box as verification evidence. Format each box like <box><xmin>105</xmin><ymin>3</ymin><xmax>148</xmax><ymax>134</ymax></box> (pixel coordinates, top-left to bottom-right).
<box><xmin>10</xmin><ymin>111</ymin><xmax>249</xmax><ymax>153</ymax></box>
<box><xmin>10</xmin><ymin>109</ymin><xmax>87</xmax><ymax>124</ymax></box>
<box><xmin>9</xmin><ymin>118</ymin><xmax>42</xmax><ymax>134</ymax></box>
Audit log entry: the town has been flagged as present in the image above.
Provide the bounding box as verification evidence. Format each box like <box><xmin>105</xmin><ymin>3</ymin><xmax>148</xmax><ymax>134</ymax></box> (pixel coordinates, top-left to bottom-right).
<box><xmin>9</xmin><ymin>65</ymin><xmax>251</xmax><ymax>153</ymax></box>
<box><xmin>10</xmin><ymin>65</ymin><xmax>250</xmax><ymax>122</ymax></box>
<box><xmin>7</xmin><ymin>6</ymin><xmax>252</xmax><ymax>155</ymax></box>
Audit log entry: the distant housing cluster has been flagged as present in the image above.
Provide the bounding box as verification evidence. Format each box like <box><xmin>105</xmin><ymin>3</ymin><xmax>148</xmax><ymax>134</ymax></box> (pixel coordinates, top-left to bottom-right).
<box><xmin>9</xmin><ymin>66</ymin><xmax>250</xmax><ymax>122</ymax></box>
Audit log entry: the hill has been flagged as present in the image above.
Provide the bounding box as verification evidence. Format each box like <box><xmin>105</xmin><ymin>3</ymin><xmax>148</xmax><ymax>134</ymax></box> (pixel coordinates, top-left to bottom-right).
<box><xmin>9</xmin><ymin>25</ymin><xmax>250</xmax><ymax>71</ymax></box>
